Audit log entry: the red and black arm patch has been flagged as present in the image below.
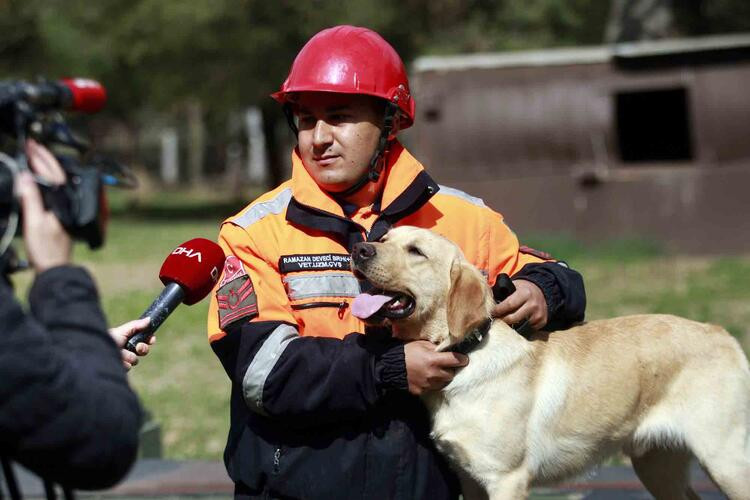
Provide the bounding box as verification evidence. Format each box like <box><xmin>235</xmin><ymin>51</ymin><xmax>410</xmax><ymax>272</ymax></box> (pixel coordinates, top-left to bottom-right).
<box><xmin>519</xmin><ymin>245</ymin><xmax>554</xmax><ymax>261</ymax></box>
<box><xmin>216</xmin><ymin>256</ymin><xmax>258</xmax><ymax>330</ymax></box>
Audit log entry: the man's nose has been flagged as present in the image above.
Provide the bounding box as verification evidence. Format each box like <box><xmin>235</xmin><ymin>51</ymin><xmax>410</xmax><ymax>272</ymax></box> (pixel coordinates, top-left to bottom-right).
<box><xmin>352</xmin><ymin>242</ymin><xmax>377</xmax><ymax>264</ymax></box>
<box><xmin>313</xmin><ymin>119</ymin><xmax>333</xmax><ymax>147</ymax></box>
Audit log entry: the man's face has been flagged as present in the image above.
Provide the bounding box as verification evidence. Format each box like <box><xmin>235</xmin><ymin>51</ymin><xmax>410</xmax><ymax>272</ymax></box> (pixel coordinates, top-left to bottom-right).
<box><xmin>295</xmin><ymin>92</ymin><xmax>383</xmax><ymax>193</ymax></box>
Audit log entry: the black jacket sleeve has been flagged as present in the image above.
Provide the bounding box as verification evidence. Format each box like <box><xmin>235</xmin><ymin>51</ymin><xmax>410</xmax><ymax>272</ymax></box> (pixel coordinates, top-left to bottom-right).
<box><xmin>212</xmin><ymin>320</ymin><xmax>407</xmax><ymax>425</ymax></box>
<box><xmin>507</xmin><ymin>261</ymin><xmax>586</xmax><ymax>331</ymax></box>
<box><xmin>0</xmin><ymin>266</ymin><xmax>143</xmax><ymax>490</ymax></box>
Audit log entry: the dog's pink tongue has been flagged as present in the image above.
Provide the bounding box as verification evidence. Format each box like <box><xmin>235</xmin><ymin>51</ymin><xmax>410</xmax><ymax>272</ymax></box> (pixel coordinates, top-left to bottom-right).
<box><xmin>352</xmin><ymin>293</ymin><xmax>392</xmax><ymax>319</ymax></box>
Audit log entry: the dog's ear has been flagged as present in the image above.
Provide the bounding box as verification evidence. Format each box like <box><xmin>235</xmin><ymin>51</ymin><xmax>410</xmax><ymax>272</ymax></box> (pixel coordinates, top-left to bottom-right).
<box><xmin>447</xmin><ymin>259</ymin><xmax>490</xmax><ymax>340</ymax></box>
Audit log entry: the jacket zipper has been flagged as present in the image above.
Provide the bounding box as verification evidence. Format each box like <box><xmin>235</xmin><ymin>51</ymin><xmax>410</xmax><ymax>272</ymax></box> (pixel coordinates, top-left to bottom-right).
<box><xmin>273</xmin><ymin>447</ymin><xmax>282</xmax><ymax>474</ymax></box>
<box><xmin>291</xmin><ymin>301</ymin><xmax>349</xmax><ymax>318</ymax></box>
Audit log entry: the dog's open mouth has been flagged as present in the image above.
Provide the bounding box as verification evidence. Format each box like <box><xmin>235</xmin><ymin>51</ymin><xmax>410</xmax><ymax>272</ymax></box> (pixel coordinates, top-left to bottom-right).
<box><xmin>352</xmin><ymin>290</ymin><xmax>415</xmax><ymax>320</ymax></box>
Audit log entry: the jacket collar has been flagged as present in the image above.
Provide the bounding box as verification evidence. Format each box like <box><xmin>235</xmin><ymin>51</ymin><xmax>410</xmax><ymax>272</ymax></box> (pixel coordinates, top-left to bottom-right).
<box><xmin>287</xmin><ymin>142</ymin><xmax>439</xmax><ymax>249</ymax></box>
<box><xmin>290</xmin><ymin>141</ymin><xmax>428</xmax><ymax>217</ymax></box>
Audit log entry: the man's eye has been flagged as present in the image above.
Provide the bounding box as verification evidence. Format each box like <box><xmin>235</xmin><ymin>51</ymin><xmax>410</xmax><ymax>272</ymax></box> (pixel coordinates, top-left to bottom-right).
<box><xmin>298</xmin><ymin>116</ymin><xmax>314</xmax><ymax>126</ymax></box>
<box><xmin>407</xmin><ymin>246</ymin><xmax>426</xmax><ymax>258</ymax></box>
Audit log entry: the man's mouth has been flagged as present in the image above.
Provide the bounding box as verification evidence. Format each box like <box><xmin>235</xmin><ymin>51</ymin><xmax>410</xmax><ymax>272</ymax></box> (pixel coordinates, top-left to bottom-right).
<box><xmin>314</xmin><ymin>155</ymin><xmax>339</xmax><ymax>166</ymax></box>
<box><xmin>352</xmin><ymin>289</ymin><xmax>415</xmax><ymax>320</ymax></box>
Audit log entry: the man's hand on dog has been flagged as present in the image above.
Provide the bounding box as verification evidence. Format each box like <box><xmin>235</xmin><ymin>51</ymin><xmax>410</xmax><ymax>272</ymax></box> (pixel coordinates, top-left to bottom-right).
<box><xmin>491</xmin><ymin>279</ymin><xmax>548</xmax><ymax>331</ymax></box>
<box><xmin>405</xmin><ymin>341</ymin><xmax>469</xmax><ymax>395</ymax></box>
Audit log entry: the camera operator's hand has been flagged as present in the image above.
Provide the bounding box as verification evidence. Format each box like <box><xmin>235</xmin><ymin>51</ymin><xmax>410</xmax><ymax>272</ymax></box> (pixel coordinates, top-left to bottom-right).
<box><xmin>108</xmin><ymin>318</ymin><xmax>156</xmax><ymax>371</ymax></box>
<box><xmin>26</xmin><ymin>138</ymin><xmax>66</xmax><ymax>184</ymax></box>
<box><xmin>15</xmin><ymin>140</ymin><xmax>70</xmax><ymax>273</ymax></box>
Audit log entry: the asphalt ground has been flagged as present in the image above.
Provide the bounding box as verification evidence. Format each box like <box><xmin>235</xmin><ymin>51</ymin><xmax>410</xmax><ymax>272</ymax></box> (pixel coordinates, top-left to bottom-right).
<box><xmin>7</xmin><ymin>460</ymin><xmax>726</xmax><ymax>499</ymax></box>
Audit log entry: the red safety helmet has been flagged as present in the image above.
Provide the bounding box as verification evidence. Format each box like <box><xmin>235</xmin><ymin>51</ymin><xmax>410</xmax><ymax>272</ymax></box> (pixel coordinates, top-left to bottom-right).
<box><xmin>272</xmin><ymin>25</ymin><xmax>415</xmax><ymax>129</ymax></box>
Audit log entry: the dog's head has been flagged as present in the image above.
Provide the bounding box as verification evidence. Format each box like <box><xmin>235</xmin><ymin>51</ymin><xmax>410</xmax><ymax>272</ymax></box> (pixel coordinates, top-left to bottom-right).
<box><xmin>351</xmin><ymin>226</ymin><xmax>493</xmax><ymax>349</ymax></box>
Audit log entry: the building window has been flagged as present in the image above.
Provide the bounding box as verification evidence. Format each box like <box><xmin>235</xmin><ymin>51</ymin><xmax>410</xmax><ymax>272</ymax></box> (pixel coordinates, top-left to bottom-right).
<box><xmin>615</xmin><ymin>87</ymin><xmax>693</xmax><ymax>163</ymax></box>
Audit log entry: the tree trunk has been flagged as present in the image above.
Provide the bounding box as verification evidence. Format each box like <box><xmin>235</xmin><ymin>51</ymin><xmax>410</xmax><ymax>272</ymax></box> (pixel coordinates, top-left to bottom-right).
<box><xmin>186</xmin><ymin>99</ymin><xmax>205</xmax><ymax>188</ymax></box>
<box><xmin>160</xmin><ymin>127</ymin><xmax>179</xmax><ymax>186</ymax></box>
<box><xmin>673</xmin><ymin>0</ymin><xmax>710</xmax><ymax>36</ymax></box>
<box><xmin>245</xmin><ymin>106</ymin><xmax>269</xmax><ymax>186</ymax></box>
<box><xmin>606</xmin><ymin>0</ymin><xmax>677</xmax><ymax>43</ymax></box>
<box><xmin>261</xmin><ymin>101</ymin><xmax>289</xmax><ymax>189</ymax></box>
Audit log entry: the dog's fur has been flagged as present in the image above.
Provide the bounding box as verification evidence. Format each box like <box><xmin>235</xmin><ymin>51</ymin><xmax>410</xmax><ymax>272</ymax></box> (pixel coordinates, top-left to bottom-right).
<box><xmin>352</xmin><ymin>226</ymin><xmax>750</xmax><ymax>500</ymax></box>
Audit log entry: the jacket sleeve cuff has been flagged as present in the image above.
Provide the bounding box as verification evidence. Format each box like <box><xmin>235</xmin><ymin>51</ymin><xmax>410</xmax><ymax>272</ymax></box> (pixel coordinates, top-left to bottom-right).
<box><xmin>511</xmin><ymin>261</ymin><xmax>587</xmax><ymax>330</ymax></box>
<box><xmin>30</xmin><ymin>264</ymin><xmax>96</xmax><ymax>296</ymax></box>
<box><xmin>512</xmin><ymin>265</ymin><xmax>562</xmax><ymax>321</ymax></box>
<box><xmin>375</xmin><ymin>342</ymin><xmax>408</xmax><ymax>393</ymax></box>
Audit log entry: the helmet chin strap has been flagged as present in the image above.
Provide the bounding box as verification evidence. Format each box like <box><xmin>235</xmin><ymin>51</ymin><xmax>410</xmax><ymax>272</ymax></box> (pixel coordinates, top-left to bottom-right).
<box><xmin>333</xmin><ymin>101</ymin><xmax>399</xmax><ymax>199</ymax></box>
<box><xmin>283</xmin><ymin>103</ymin><xmax>299</xmax><ymax>137</ymax></box>
<box><xmin>284</xmin><ymin>101</ymin><xmax>399</xmax><ymax>199</ymax></box>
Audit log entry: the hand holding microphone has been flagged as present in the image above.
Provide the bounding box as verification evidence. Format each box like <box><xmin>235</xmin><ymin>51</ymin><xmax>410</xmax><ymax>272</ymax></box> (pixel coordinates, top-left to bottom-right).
<box><xmin>124</xmin><ymin>238</ymin><xmax>225</xmax><ymax>356</ymax></box>
<box><xmin>110</xmin><ymin>318</ymin><xmax>152</xmax><ymax>371</ymax></box>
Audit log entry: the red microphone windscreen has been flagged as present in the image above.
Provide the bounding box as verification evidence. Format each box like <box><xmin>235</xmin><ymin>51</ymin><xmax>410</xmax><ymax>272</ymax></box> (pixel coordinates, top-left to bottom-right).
<box><xmin>159</xmin><ymin>238</ymin><xmax>225</xmax><ymax>305</ymax></box>
<box><xmin>60</xmin><ymin>78</ymin><xmax>107</xmax><ymax>113</ymax></box>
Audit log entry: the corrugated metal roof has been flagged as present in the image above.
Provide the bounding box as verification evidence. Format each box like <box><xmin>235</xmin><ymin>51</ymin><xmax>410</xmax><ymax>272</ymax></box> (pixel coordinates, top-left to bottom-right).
<box><xmin>413</xmin><ymin>46</ymin><xmax>608</xmax><ymax>72</ymax></box>
<box><xmin>413</xmin><ymin>32</ymin><xmax>750</xmax><ymax>72</ymax></box>
<box><xmin>613</xmin><ymin>32</ymin><xmax>750</xmax><ymax>59</ymax></box>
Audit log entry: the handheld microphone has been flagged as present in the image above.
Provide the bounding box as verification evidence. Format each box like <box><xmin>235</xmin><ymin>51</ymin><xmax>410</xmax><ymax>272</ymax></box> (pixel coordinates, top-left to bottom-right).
<box><xmin>125</xmin><ymin>238</ymin><xmax>225</xmax><ymax>354</ymax></box>
<box><xmin>17</xmin><ymin>78</ymin><xmax>107</xmax><ymax>113</ymax></box>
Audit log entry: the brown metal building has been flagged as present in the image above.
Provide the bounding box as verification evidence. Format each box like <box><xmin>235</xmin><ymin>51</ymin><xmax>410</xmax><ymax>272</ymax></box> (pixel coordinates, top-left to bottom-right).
<box><xmin>406</xmin><ymin>33</ymin><xmax>750</xmax><ymax>253</ymax></box>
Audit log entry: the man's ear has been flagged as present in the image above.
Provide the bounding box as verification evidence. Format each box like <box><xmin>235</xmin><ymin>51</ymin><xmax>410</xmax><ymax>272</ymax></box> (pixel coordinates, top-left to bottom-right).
<box><xmin>387</xmin><ymin>112</ymin><xmax>402</xmax><ymax>141</ymax></box>
<box><xmin>447</xmin><ymin>259</ymin><xmax>490</xmax><ymax>340</ymax></box>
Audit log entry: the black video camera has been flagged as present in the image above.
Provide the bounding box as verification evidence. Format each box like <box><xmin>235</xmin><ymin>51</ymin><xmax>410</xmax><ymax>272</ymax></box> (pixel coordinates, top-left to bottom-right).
<box><xmin>0</xmin><ymin>78</ymin><xmax>136</xmax><ymax>275</ymax></box>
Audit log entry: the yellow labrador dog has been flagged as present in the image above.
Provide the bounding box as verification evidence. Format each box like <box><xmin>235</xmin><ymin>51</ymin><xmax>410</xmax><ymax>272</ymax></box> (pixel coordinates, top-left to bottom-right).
<box><xmin>350</xmin><ymin>226</ymin><xmax>750</xmax><ymax>500</ymax></box>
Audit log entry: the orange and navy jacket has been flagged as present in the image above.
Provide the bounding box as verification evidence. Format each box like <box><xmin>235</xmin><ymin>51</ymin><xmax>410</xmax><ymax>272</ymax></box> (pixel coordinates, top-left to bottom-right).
<box><xmin>207</xmin><ymin>142</ymin><xmax>585</xmax><ymax>499</ymax></box>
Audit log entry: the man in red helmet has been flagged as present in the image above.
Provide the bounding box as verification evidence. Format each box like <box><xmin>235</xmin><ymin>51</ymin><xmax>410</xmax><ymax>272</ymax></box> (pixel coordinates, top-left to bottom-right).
<box><xmin>207</xmin><ymin>25</ymin><xmax>585</xmax><ymax>499</ymax></box>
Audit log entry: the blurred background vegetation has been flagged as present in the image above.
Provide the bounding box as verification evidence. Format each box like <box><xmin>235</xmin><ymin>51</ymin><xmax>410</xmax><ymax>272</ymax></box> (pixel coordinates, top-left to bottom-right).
<box><xmin>4</xmin><ymin>0</ymin><xmax>750</xmax><ymax>460</ymax></box>
<box><xmin>2</xmin><ymin>0</ymin><xmax>750</xmax><ymax>191</ymax></box>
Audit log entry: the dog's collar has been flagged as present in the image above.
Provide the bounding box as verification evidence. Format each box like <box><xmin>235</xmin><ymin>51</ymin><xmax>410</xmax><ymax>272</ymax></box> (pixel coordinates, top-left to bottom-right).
<box><xmin>446</xmin><ymin>318</ymin><xmax>492</xmax><ymax>355</ymax></box>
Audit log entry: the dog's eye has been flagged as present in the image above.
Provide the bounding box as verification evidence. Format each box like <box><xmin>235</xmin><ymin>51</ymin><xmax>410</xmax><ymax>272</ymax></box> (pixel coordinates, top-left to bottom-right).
<box><xmin>408</xmin><ymin>245</ymin><xmax>426</xmax><ymax>258</ymax></box>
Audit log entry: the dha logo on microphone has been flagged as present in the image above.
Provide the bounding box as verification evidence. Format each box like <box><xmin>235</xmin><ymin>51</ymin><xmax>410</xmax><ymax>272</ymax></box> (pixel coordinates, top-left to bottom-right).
<box><xmin>172</xmin><ymin>246</ymin><xmax>202</xmax><ymax>262</ymax></box>
<box><xmin>71</xmin><ymin>78</ymin><xmax>100</xmax><ymax>88</ymax></box>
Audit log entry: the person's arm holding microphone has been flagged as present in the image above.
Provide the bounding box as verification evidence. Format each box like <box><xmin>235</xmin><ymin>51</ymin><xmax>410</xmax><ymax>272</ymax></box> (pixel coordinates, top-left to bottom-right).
<box><xmin>0</xmin><ymin>141</ymin><xmax>142</xmax><ymax>490</ymax></box>
<box><xmin>25</xmin><ymin>139</ymin><xmax>156</xmax><ymax>369</ymax></box>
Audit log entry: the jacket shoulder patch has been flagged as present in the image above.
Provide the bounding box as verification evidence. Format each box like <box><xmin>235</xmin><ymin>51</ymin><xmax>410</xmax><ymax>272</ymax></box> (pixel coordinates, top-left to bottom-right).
<box><xmin>217</xmin><ymin>256</ymin><xmax>258</xmax><ymax>329</ymax></box>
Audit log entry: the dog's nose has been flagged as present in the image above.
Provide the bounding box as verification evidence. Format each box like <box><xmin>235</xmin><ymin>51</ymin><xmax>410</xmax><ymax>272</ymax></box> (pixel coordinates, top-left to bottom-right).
<box><xmin>352</xmin><ymin>242</ymin><xmax>376</xmax><ymax>264</ymax></box>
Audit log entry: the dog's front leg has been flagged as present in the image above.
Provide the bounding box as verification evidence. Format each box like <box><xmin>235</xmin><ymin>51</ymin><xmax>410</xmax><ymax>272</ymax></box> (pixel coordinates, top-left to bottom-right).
<box><xmin>486</xmin><ymin>469</ymin><xmax>531</xmax><ymax>500</ymax></box>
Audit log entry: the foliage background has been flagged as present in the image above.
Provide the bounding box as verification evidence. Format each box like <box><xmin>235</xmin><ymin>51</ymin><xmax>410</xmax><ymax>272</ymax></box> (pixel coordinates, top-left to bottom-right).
<box><xmin>3</xmin><ymin>0</ymin><xmax>749</xmax><ymax>187</ymax></box>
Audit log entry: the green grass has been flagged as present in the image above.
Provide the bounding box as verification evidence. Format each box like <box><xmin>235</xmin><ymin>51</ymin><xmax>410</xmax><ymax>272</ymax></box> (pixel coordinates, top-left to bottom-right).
<box><xmin>526</xmin><ymin>234</ymin><xmax>750</xmax><ymax>339</ymax></box>
<box><xmin>8</xmin><ymin>217</ymin><xmax>750</xmax><ymax>460</ymax></box>
<box><xmin>92</xmin><ymin>218</ymin><xmax>232</xmax><ymax>459</ymax></box>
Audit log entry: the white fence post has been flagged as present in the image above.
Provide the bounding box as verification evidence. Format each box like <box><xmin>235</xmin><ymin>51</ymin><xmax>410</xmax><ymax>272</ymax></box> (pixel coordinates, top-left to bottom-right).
<box><xmin>160</xmin><ymin>127</ymin><xmax>179</xmax><ymax>186</ymax></box>
<box><xmin>245</xmin><ymin>107</ymin><xmax>268</xmax><ymax>185</ymax></box>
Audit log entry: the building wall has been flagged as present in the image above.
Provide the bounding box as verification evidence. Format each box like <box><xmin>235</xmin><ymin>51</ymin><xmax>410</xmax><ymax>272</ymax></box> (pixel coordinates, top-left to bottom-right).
<box><xmin>407</xmin><ymin>51</ymin><xmax>750</xmax><ymax>253</ymax></box>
